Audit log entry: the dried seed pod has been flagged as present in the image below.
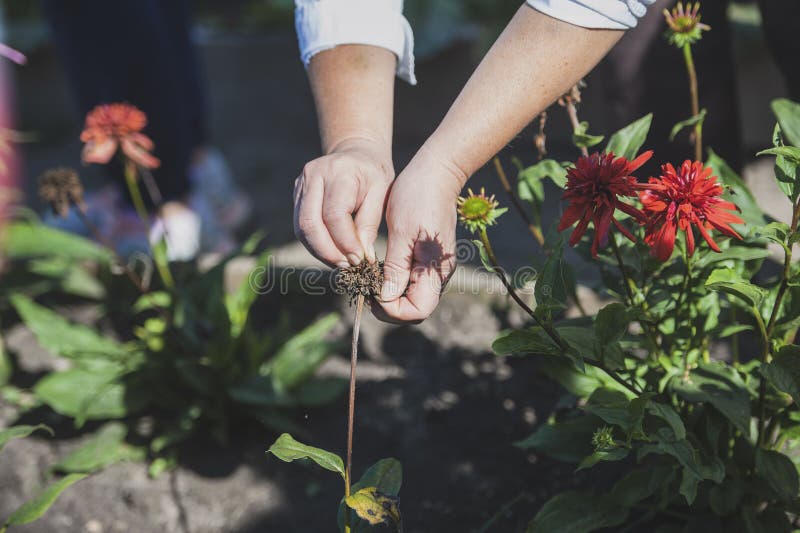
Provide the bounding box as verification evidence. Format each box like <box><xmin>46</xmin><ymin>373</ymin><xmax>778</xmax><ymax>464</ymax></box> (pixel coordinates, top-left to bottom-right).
<box><xmin>38</xmin><ymin>167</ymin><xmax>85</xmax><ymax>218</ymax></box>
<box><xmin>336</xmin><ymin>260</ymin><xmax>384</xmax><ymax>306</ymax></box>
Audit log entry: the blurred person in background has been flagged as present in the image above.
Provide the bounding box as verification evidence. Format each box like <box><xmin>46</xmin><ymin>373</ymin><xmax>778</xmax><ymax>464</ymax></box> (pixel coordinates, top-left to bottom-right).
<box><xmin>41</xmin><ymin>0</ymin><xmax>251</xmax><ymax>260</ymax></box>
<box><xmin>292</xmin><ymin>0</ymin><xmax>800</xmax><ymax>324</ymax></box>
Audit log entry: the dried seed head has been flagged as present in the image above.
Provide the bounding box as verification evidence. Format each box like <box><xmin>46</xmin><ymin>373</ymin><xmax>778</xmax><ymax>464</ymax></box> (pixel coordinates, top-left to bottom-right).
<box><xmin>336</xmin><ymin>260</ymin><xmax>384</xmax><ymax>305</ymax></box>
<box><xmin>38</xmin><ymin>167</ymin><xmax>85</xmax><ymax>218</ymax></box>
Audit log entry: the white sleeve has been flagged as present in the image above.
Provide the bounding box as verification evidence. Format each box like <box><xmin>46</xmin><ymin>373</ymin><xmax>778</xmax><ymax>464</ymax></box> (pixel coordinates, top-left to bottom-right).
<box><xmin>294</xmin><ymin>0</ymin><xmax>416</xmax><ymax>85</ymax></box>
<box><xmin>526</xmin><ymin>0</ymin><xmax>657</xmax><ymax>29</ymax></box>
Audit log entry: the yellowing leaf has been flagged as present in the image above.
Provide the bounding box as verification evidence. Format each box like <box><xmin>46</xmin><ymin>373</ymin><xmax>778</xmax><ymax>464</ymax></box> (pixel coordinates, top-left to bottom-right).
<box><xmin>345</xmin><ymin>487</ymin><xmax>401</xmax><ymax>530</ymax></box>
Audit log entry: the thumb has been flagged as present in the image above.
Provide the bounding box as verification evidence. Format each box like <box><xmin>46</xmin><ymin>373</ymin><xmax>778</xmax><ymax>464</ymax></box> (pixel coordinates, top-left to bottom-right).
<box><xmin>380</xmin><ymin>228</ymin><xmax>412</xmax><ymax>302</ymax></box>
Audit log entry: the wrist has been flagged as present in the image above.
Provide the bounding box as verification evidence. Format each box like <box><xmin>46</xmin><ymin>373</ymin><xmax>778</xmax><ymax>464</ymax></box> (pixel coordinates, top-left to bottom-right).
<box><xmin>413</xmin><ymin>142</ymin><xmax>470</xmax><ymax>193</ymax></box>
<box><xmin>325</xmin><ymin>134</ymin><xmax>392</xmax><ymax>161</ymax></box>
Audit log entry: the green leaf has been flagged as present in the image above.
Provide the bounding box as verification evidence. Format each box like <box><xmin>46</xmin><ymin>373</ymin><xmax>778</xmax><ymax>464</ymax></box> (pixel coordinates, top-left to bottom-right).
<box><xmin>535</xmin><ymin>234</ymin><xmax>568</xmax><ymax>315</ymax></box>
<box><xmin>339</xmin><ymin>458</ymin><xmax>403</xmax><ymax>533</ymax></box>
<box><xmin>518</xmin><ymin>159</ymin><xmax>568</xmax><ymax>191</ymax></box>
<box><xmin>594</xmin><ymin>303</ymin><xmax>629</xmax><ymax>369</ymax></box>
<box><xmin>269</xmin><ymin>313</ymin><xmax>339</xmax><ymax>391</ymax></box>
<box><xmin>527</xmin><ymin>491</ymin><xmax>628</xmax><ymax>533</ymax></box>
<box><xmin>0</xmin><ymin>425</ymin><xmax>52</xmax><ymax>452</ymax></box>
<box><xmin>539</xmin><ymin>356</ymin><xmax>632</xmax><ymax>397</ymax></box>
<box><xmin>762</xmin><ymin>345</ymin><xmax>800</xmax><ymax>405</ymax></box>
<box><xmin>3</xmin><ymin>473</ymin><xmax>86</xmax><ymax>528</ymax></box>
<box><xmin>10</xmin><ymin>294</ymin><xmax>128</xmax><ymax>361</ymax></box>
<box><xmin>226</xmin><ymin>249</ymin><xmax>271</xmax><ymax>337</ymax></box>
<box><xmin>492</xmin><ymin>328</ymin><xmax>558</xmax><ymax>357</ymax></box>
<box><xmin>345</xmin><ymin>487</ymin><xmax>401</xmax><ymax>529</ymax></box>
<box><xmin>771</xmin><ymin>98</ymin><xmax>800</xmax><ymax>147</ymax></box>
<box><xmin>585</xmin><ymin>389</ymin><xmax>650</xmax><ymax>437</ymax></box>
<box><xmin>669</xmin><ymin>109</ymin><xmax>707</xmax><ymax>141</ymax></box>
<box><xmin>4</xmin><ymin>221</ymin><xmax>111</xmax><ymax>262</ymax></box>
<box><xmin>53</xmin><ymin>422</ymin><xmax>144</xmax><ymax>474</ymax></box>
<box><xmin>572</xmin><ymin>121</ymin><xmax>604</xmax><ymax>149</ymax></box>
<box><xmin>754</xmin><ymin>222</ymin><xmax>790</xmax><ymax>246</ymax></box>
<box><xmin>669</xmin><ymin>362</ymin><xmax>752</xmax><ymax>437</ymax></box>
<box><xmin>267</xmin><ymin>433</ymin><xmax>344</xmax><ymax>478</ymax></box>
<box><xmin>611</xmin><ymin>466</ymin><xmax>673</xmax><ymax>507</ymax></box>
<box><xmin>695</xmin><ymin>246</ymin><xmax>771</xmax><ymax>269</ymax></box>
<box><xmin>707</xmin><ymin>149</ymin><xmax>766</xmax><ymax>226</ymax></box>
<box><xmin>646</xmin><ymin>402</ymin><xmax>686</xmax><ymax>440</ymax></box>
<box><xmin>132</xmin><ymin>291</ymin><xmax>171</xmax><ymax>313</ymax></box>
<box><xmin>756</xmin><ymin>448</ymin><xmax>799</xmax><ymax>500</ymax></box>
<box><xmin>708</xmin><ymin>477</ymin><xmax>745</xmax><ymax>516</ymax></box>
<box><xmin>577</xmin><ymin>448</ymin><xmax>628</xmax><ymax>471</ymax></box>
<box><xmin>757</xmin><ymin>146</ymin><xmax>800</xmax><ymax>163</ymax></box>
<box><xmin>0</xmin><ymin>332</ymin><xmax>11</xmax><ymax>387</ymax></box>
<box><xmin>291</xmin><ymin>377</ymin><xmax>348</xmax><ymax>407</ymax></box>
<box><xmin>705</xmin><ymin>268</ymin><xmax>766</xmax><ymax>308</ymax></box>
<box><xmin>472</xmin><ymin>239</ymin><xmax>494</xmax><ymax>272</ymax></box>
<box><xmin>34</xmin><ymin>368</ymin><xmax>148</xmax><ymax>422</ymax></box>
<box><xmin>605</xmin><ymin>113</ymin><xmax>653</xmax><ymax>160</ymax></box>
<box><xmin>516</xmin><ymin>416</ymin><xmax>601</xmax><ymax>463</ymax></box>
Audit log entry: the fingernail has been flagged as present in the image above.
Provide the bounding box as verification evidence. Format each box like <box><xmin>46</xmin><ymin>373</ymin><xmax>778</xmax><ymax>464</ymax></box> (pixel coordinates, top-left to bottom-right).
<box><xmin>336</xmin><ymin>260</ymin><xmax>350</xmax><ymax>269</ymax></box>
<box><xmin>347</xmin><ymin>253</ymin><xmax>362</xmax><ymax>266</ymax></box>
<box><xmin>358</xmin><ymin>233</ymin><xmax>376</xmax><ymax>263</ymax></box>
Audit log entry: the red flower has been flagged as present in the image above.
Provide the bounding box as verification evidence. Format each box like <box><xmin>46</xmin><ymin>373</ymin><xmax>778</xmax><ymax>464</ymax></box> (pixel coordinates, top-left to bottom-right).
<box><xmin>80</xmin><ymin>103</ymin><xmax>160</xmax><ymax>169</ymax></box>
<box><xmin>558</xmin><ymin>151</ymin><xmax>653</xmax><ymax>256</ymax></box>
<box><xmin>639</xmin><ymin>160</ymin><xmax>743</xmax><ymax>261</ymax></box>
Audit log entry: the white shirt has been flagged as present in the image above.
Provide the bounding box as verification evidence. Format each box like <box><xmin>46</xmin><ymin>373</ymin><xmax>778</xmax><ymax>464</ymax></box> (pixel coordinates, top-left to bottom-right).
<box><xmin>294</xmin><ymin>0</ymin><xmax>657</xmax><ymax>85</ymax></box>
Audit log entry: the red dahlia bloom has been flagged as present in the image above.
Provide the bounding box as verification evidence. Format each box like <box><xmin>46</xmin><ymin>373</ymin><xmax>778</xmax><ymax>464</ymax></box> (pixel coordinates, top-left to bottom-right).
<box><xmin>80</xmin><ymin>103</ymin><xmax>160</xmax><ymax>169</ymax></box>
<box><xmin>558</xmin><ymin>151</ymin><xmax>653</xmax><ymax>256</ymax></box>
<box><xmin>639</xmin><ymin>160</ymin><xmax>743</xmax><ymax>262</ymax></box>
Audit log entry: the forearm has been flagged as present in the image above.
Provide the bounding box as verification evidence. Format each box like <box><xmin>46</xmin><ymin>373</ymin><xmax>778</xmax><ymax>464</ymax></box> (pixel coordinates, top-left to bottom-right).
<box><xmin>307</xmin><ymin>44</ymin><xmax>396</xmax><ymax>156</ymax></box>
<box><xmin>423</xmin><ymin>6</ymin><xmax>624</xmax><ymax>184</ymax></box>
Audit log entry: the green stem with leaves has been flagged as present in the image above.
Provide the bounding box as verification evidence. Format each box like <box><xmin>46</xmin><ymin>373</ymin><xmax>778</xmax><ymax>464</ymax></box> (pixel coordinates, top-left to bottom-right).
<box><xmin>682</xmin><ymin>43</ymin><xmax>703</xmax><ymax>162</ymax></box>
<box><xmin>757</xmin><ymin>200</ymin><xmax>800</xmax><ymax>447</ymax></box>
<box><xmin>478</xmin><ymin>228</ymin><xmax>640</xmax><ymax>395</ymax></box>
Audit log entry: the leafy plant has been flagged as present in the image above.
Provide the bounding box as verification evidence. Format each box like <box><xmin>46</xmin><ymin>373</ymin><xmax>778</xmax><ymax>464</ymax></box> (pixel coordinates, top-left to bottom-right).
<box><xmin>473</xmin><ymin>6</ymin><xmax>800</xmax><ymax>530</ymax></box>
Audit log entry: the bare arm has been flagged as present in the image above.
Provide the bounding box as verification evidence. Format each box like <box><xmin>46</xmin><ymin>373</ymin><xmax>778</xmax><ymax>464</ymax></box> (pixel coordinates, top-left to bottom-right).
<box><xmin>294</xmin><ymin>44</ymin><xmax>396</xmax><ymax>267</ymax></box>
<box><xmin>378</xmin><ymin>7</ymin><xmax>625</xmax><ymax>322</ymax></box>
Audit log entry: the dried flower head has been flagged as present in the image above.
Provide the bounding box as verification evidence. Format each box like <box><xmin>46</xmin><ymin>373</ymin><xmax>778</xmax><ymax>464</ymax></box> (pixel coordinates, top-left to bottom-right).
<box><xmin>639</xmin><ymin>160</ymin><xmax>743</xmax><ymax>262</ymax></box>
<box><xmin>336</xmin><ymin>260</ymin><xmax>384</xmax><ymax>305</ymax></box>
<box><xmin>80</xmin><ymin>103</ymin><xmax>161</xmax><ymax>169</ymax></box>
<box><xmin>457</xmin><ymin>188</ymin><xmax>507</xmax><ymax>234</ymax></box>
<box><xmin>38</xmin><ymin>167</ymin><xmax>85</xmax><ymax>218</ymax></box>
<box><xmin>663</xmin><ymin>2</ymin><xmax>710</xmax><ymax>47</ymax></box>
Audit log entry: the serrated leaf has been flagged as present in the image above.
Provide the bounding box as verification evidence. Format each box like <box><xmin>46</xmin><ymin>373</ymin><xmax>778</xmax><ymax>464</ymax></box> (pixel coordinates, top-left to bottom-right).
<box><xmin>756</xmin><ymin>448</ymin><xmax>799</xmax><ymax>500</ymax></box>
<box><xmin>606</xmin><ymin>114</ymin><xmax>652</xmax><ymax>160</ymax></box>
<box><xmin>267</xmin><ymin>433</ymin><xmax>344</xmax><ymax>478</ymax></box>
<box><xmin>527</xmin><ymin>491</ymin><xmax>628</xmax><ymax>533</ymax></box>
<box><xmin>0</xmin><ymin>425</ymin><xmax>52</xmax><ymax>452</ymax></box>
<box><xmin>3</xmin><ymin>473</ymin><xmax>86</xmax><ymax>527</ymax></box>
<box><xmin>269</xmin><ymin>313</ymin><xmax>339</xmax><ymax>391</ymax></box>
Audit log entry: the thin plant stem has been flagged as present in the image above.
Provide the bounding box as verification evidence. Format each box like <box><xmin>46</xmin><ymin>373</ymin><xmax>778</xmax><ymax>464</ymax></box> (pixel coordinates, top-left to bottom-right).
<box><xmin>344</xmin><ymin>294</ymin><xmax>365</xmax><ymax>533</ymax></box>
<box><xmin>478</xmin><ymin>228</ymin><xmax>640</xmax><ymax>395</ymax></box>
<box><xmin>681</xmin><ymin>43</ymin><xmax>702</xmax><ymax>162</ymax></box>
<box><xmin>492</xmin><ymin>156</ymin><xmax>545</xmax><ymax>246</ymax></box>
<box><xmin>564</xmin><ymin>99</ymin><xmax>589</xmax><ymax>158</ymax></box>
<box><xmin>124</xmin><ymin>159</ymin><xmax>175</xmax><ymax>288</ymax></box>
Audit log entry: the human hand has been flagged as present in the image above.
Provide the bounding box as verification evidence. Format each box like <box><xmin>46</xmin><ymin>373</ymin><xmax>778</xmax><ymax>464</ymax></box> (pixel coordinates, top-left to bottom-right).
<box><xmin>293</xmin><ymin>138</ymin><xmax>393</xmax><ymax>267</ymax></box>
<box><xmin>375</xmin><ymin>147</ymin><xmax>466</xmax><ymax>323</ymax></box>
